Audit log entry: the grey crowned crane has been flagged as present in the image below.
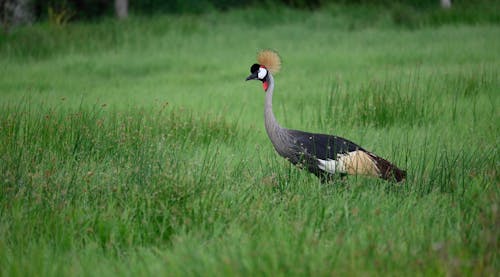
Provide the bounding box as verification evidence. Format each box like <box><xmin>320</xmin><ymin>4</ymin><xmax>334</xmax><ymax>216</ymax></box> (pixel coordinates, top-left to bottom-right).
<box><xmin>245</xmin><ymin>50</ymin><xmax>406</xmax><ymax>183</ymax></box>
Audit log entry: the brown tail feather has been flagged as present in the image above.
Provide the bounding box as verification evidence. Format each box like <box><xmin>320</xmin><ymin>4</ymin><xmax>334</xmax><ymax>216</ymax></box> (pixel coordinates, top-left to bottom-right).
<box><xmin>369</xmin><ymin>153</ymin><xmax>406</xmax><ymax>182</ymax></box>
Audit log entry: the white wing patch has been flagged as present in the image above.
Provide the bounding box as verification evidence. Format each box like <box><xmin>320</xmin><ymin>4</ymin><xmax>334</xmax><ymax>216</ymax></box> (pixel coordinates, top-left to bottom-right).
<box><xmin>317</xmin><ymin>150</ymin><xmax>380</xmax><ymax>177</ymax></box>
<box><xmin>317</xmin><ymin>158</ymin><xmax>345</xmax><ymax>174</ymax></box>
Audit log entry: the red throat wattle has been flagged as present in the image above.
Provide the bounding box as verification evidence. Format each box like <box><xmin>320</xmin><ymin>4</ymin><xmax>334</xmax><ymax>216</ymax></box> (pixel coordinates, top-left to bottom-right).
<box><xmin>262</xmin><ymin>81</ymin><xmax>269</xmax><ymax>91</ymax></box>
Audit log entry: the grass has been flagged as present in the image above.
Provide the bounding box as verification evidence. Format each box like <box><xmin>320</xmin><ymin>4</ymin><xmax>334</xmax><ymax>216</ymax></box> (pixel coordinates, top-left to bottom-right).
<box><xmin>1</xmin><ymin>5</ymin><xmax>499</xmax><ymax>276</ymax></box>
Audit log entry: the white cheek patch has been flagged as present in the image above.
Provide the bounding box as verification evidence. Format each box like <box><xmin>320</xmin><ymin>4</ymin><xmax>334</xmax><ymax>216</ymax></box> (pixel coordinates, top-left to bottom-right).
<box><xmin>258</xmin><ymin>67</ymin><xmax>268</xmax><ymax>79</ymax></box>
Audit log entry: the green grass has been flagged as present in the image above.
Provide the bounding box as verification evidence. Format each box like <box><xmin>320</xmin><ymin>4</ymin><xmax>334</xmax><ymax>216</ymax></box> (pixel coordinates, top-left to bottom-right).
<box><xmin>1</xmin><ymin>6</ymin><xmax>499</xmax><ymax>276</ymax></box>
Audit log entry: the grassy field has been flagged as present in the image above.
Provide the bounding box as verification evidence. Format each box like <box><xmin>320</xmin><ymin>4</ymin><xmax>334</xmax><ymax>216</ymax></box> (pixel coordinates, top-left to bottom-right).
<box><xmin>1</xmin><ymin>5</ymin><xmax>499</xmax><ymax>276</ymax></box>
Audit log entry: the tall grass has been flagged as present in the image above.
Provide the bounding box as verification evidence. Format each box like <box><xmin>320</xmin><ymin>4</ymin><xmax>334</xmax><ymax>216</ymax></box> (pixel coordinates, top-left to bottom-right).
<box><xmin>1</xmin><ymin>6</ymin><xmax>499</xmax><ymax>276</ymax></box>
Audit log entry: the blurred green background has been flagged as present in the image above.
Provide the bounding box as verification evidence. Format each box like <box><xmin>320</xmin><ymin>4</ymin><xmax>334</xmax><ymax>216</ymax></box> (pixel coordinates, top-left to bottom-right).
<box><xmin>2</xmin><ymin>0</ymin><xmax>499</xmax><ymax>24</ymax></box>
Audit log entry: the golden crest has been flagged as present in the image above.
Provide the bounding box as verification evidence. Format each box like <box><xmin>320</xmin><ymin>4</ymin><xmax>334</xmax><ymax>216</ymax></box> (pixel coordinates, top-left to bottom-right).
<box><xmin>257</xmin><ymin>49</ymin><xmax>281</xmax><ymax>74</ymax></box>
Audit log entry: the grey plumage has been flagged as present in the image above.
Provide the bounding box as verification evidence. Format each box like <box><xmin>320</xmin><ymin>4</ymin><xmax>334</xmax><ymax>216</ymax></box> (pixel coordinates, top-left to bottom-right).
<box><xmin>246</xmin><ymin>61</ymin><xmax>406</xmax><ymax>183</ymax></box>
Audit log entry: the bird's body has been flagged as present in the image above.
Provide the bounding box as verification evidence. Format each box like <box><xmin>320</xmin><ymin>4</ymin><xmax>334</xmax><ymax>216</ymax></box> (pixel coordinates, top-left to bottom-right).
<box><xmin>246</xmin><ymin>50</ymin><xmax>406</xmax><ymax>183</ymax></box>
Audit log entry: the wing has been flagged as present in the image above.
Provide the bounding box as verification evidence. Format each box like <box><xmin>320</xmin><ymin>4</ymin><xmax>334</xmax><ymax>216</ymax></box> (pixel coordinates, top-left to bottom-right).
<box><xmin>285</xmin><ymin>129</ymin><xmax>405</xmax><ymax>182</ymax></box>
<box><xmin>284</xmin><ymin>129</ymin><xmax>366</xmax><ymax>177</ymax></box>
<box><xmin>287</xmin><ymin>129</ymin><xmax>364</xmax><ymax>160</ymax></box>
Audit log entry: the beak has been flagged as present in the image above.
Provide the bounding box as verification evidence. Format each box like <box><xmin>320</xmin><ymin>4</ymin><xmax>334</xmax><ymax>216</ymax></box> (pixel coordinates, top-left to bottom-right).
<box><xmin>245</xmin><ymin>72</ymin><xmax>258</xmax><ymax>81</ymax></box>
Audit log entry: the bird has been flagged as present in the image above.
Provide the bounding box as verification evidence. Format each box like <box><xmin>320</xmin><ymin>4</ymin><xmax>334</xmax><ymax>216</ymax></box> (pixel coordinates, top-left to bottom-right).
<box><xmin>245</xmin><ymin>50</ymin><xmax>406</xmax><ymax>183</ymax></box>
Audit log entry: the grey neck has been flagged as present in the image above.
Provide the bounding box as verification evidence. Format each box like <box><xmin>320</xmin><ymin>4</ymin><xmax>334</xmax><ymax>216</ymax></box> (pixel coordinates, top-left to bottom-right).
<box><xmin>264</xmin><ymin>74</ymin><xmax>281</xmax><ymax>135</ymax></box>
<box><xmin>264</xmin><ymin>73</ymin><xmax>290</xmax><ymax>157</ymax></box>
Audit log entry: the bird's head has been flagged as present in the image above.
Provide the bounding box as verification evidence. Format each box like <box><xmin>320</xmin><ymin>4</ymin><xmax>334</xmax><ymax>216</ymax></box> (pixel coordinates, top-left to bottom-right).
<box><xmin>245</xmin><ymin>63</ymin><xmax>268</xmax><ymax>81</ymax></box>
<box><xmin>245</xmin><ymin>50</ymin><xmax>281</xmax><ymax>91</ymax></box>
